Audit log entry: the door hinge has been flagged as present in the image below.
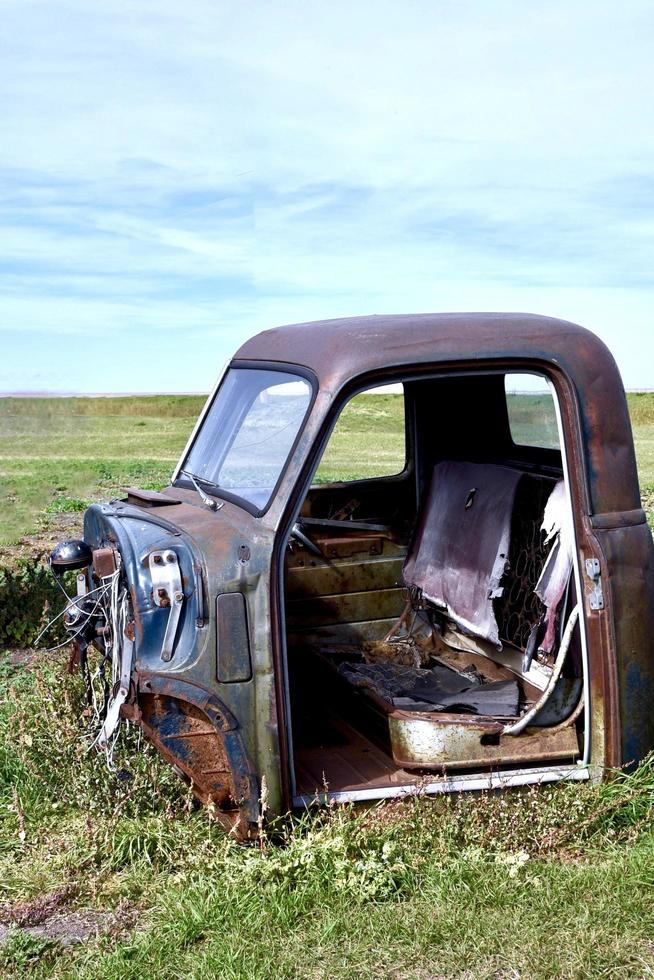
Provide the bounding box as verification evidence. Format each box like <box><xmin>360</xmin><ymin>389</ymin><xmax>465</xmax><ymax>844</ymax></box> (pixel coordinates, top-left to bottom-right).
<box><xmin>149</xmin><ymin>549</ymin><xmax>184</xmax><ymax>661</ymax></box>
<box><xmin>585</xmin><ymin>557</ymin><xmax>605</xmax><ymax>612</ymax></box>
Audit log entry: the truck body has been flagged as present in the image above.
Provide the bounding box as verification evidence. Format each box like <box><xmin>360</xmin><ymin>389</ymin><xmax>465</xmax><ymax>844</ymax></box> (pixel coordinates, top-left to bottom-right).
<box><xmin>52</xmin><ymin>313</ymin><xmax>654</xmax><ymax>838</ymax></box>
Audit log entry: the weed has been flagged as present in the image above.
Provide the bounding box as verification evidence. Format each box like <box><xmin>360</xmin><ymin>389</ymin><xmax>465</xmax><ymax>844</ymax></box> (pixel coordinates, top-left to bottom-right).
<box><xmin>0</xmin><ymin>649</ymin><xmax>185</xmax><ymax>835</ymax></box>
<box><xmin>0</xmin><ymin>929</ymin><xmax>56</xmax><ymax>973</ymax></box>
<box><xmin>45</xmin><ymin>496</ymin><xmax>87</xmax><ymax>515</ymax></box>
<box><xmin>0</xmin><ymin>560</ymin><xmax>68</xmax><ymax>646</ymax></box>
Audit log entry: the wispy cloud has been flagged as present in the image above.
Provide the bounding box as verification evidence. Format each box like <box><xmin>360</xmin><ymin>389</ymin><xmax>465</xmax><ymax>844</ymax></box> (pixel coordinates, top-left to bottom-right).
<box><xmin>1</xmin><ymin>0</ymin><xmax>653</xmax><ymax>391</ymax></box>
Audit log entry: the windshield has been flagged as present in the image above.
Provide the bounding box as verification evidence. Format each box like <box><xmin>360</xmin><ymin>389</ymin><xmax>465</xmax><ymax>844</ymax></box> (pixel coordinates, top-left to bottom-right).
<box><xmin>179</xmin><ymin>367</ymin><xmax>313</xmax><ymax>511</ymax></box>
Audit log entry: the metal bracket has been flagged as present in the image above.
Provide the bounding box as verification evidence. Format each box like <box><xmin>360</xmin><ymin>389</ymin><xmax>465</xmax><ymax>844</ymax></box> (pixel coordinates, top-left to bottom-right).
<box><xmin>149</xmin><ymin>550</ymin><xmax>184</xmax><ymax>662</ymax></box>
<box><xmin>585</xmin><ymin>557</ymin><xmax>605</xmax><ymax>612</ymax></box>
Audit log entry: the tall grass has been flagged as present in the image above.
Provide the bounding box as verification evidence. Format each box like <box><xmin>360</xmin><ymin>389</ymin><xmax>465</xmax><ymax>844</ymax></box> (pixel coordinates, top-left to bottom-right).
<box><xmin>4</xmin><ymin>649</ymin><xmax>654</xmax><ymax>976</ymax></box>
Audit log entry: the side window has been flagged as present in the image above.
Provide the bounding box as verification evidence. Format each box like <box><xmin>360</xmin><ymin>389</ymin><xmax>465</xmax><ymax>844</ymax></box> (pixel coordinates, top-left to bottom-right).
<box><xmin>314</xmin><ymin>384</ymin><xmax>406</xmax><ymax>484</ymax></box>
<box><xmin>505</xmin><ymin>373</ymin><xmax>560</xmax><ymax>450</ymax></box>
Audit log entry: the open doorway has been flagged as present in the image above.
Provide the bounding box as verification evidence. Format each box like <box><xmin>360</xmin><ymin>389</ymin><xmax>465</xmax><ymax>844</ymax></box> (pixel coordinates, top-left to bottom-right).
<box><xmin>283</xmin><ymin>371</ymin><xmax>586</xmax><ymax>803</ymax></box>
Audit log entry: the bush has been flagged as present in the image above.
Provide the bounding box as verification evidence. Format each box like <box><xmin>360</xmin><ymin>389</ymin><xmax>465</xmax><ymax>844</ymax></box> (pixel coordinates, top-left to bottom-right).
<box><xmin>0</xmin><ymin>558</ymin><xmax>66</xmax><ymax>647</ymax></box>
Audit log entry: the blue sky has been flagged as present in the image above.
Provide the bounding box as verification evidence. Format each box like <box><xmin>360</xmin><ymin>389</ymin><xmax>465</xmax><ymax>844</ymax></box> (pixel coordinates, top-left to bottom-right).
<box><xmin>1</xmin><ymin>0</ymin><xmax>653</xmax><ymax>393</ymax></box>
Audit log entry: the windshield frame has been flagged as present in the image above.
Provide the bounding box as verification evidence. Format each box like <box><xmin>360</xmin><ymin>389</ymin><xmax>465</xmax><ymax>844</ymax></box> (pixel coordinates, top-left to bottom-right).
<box><xmin>172</xmin><ymin>359</ymin><xmax>318</xmax><ymax>517</ymax></box>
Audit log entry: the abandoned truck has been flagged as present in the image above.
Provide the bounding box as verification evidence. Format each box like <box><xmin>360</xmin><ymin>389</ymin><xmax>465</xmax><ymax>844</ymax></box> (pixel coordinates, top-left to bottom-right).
<box><xmin>49</xmin><ymin>313</ymin><xmax>654</xmax><ymax>839</ymax></box>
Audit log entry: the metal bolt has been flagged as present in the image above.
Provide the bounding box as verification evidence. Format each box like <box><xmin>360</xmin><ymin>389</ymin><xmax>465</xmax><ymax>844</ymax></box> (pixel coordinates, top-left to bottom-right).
<box><xmin>166</xmin><ymin>553</ymin><xmax>175</xmax><ymax>563</ymax></box>
<box><xmin>174</xmin><ymin>591</ymin><xmax>184</xmax><ymax>602</ymax></box>
<box><xmin>153</xmin><ymin>554</ymin><xmax>163</xmax><ymax>564</ymax></box>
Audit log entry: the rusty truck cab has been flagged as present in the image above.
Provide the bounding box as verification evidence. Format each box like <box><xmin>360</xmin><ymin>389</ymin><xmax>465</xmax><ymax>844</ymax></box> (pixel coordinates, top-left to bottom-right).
<box><xmin>57</xmin><ymin>314</ymin><xmax>654</xmax><ymax>838</ymax></box>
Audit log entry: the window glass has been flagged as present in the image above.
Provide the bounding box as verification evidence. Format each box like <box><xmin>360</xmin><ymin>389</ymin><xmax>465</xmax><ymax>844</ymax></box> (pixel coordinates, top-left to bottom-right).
<box><xmin>181</xmin><ymin>368</ymin><xmax>312</xmax><ymax>510</ymax></box>
<box><xmin>314</xmin><ymin>385</ymin><xmax>405</xmax><ymax>483</ymax></box>
<box><xmin>505</xmin><ymin>373</ymin><xmax>560</xmax><ymax>450</ymax></box>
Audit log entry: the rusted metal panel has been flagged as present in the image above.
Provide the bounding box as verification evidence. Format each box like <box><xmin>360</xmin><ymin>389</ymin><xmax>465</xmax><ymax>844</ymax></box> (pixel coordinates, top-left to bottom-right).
<box><xmin>137</xmin><ymin>673</ymin><xmax>260</xmax><ymax>838</ymax></box>
<box><xmin>310</xmin><ymin>535</ymin><xmax>387</xmax><ymax>559</ymax></box>
<box><xmin>287</xmin><ymin>619</ymin><xmax>400</xmax><ymax>647</ymax></box>
<box><xmin>388</xmin><ymin>712</ymin><xmax>579</xmax><ymax>769</ymax></box>
<box><xmin>91</xmin><ymin>546</ymin><xmax>117</xmax><ymax>579</ymax></box>
<box><xmin>592</xmin><ymin>523</ymin><xmax>654</xmax><ymax>768</ymax></box>
<box><xmin>285</xmin><ymin>555</ymin><xmax>405</xmax><ymax>600</ymax></box>
<box><xmin>125</xmin><ymin>488</ymin><xmax>182</xmax><ymax>508</ymax></box>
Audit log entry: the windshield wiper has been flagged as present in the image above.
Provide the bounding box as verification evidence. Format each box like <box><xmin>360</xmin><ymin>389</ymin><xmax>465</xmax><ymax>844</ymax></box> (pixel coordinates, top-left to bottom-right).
<box><xmin>179</xmin><ymin>469</ymin><xmax>224</xmax><ymax>513</ymax></box>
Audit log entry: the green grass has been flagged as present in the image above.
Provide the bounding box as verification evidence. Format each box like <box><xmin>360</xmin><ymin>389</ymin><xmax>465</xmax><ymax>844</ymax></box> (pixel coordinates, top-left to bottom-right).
<box><xmin>315</xmin><ymin>393</ymin><xmax>407</xmax><ymax>483</ymax></box>
<box><xmin>630</xmin><ymin>393</ymin><xmax>654</xmax><ymax>528</ymax></box>
<box><xmin>4</xmin><ymin>648</ymin><xmax>654</xmax><ymax>977</ymax></box>
<box><xmin>1</xmin><ymin>391</ymin><xmax>654</xmax><ymax>977</ymax></box>
<box><xmin>0</xmin><ymin>396</ymin><xmax>204</xmax><ymax>550</ymax></box>
<box><xmin>2</xmin><ymin>391</ymin><xmax>652</xmax><ymax>549</ymax></box>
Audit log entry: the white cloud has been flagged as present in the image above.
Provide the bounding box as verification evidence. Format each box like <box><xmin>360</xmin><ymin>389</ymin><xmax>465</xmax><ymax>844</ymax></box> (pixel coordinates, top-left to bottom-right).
<box><xmin>1</xmin><ymin>0</ymin><xmax>653</xmax><ymax>390</ymax></box>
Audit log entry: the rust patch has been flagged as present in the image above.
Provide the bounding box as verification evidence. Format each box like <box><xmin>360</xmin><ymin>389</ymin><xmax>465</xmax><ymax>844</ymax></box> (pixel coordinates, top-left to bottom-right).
<box><xmin>135</xmin><ymin>674</ymin><xmax>260</xmax><ymax>839</ymax></box>
<box><xmin>389</xmin><ymin>711</ymin><xmax>579</xmax><ymax>770</ymax></box>
<box><xmin>91</xmin><ymin>546</ymin><xmax>117</xmax><ymax>579</ymax></box>
<box><xmin>139</xmin><ymin>693</ymin><xmax>235</xmax><ymax>810</ymax></box>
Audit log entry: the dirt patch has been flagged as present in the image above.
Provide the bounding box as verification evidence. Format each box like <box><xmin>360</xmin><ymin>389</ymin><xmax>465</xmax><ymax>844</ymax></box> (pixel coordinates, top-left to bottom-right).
<box><xmin>7</xmin><ymin>648</ymin><xmax>36</xmax><ymax>667</ymax></box>
<box><xmin>0</xmin><ymin>515</ymin><xmax>82</xmax><ymax>570</ymax></box>
<box><xmin>0</xmin><ymin>892</ymin><xmax>135</xmax><ymax>950</ymax></box>
<box><xmin>27</xmin><ymin>910</ymin><xmax>116</xmax><ymax>947</ymax></box>
<box><xmin>0</xmin><ymin>911</ymin><xmax>116</xmax><ymax>950</ymax></box>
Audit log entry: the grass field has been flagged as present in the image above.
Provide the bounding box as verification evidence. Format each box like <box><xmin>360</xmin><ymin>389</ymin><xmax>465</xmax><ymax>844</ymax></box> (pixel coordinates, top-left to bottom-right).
<box><xmin>1</xmin><ymin>392</ymin><xmax>653</xmax><ymax>549</ymax></box>
<box><xmin>0</xmin><ymin>396</ymin><xmax>205</xmax><ymax>551</ymax></box>
<box><xmin>1</xmin><ymin>392</ymin><xmax>654</xmax><ymax>977</ymax></box>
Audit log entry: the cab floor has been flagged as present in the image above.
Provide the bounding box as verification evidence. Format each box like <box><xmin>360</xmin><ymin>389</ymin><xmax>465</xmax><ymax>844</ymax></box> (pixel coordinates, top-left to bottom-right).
<box><xmin>293</xmin><ymin>713</ymin><xmax>422</xmax><ymax>796</ymax></box>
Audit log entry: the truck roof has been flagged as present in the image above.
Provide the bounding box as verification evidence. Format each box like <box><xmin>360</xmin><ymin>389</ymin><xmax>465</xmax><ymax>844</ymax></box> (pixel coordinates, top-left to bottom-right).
<box><xmin>237</xmin><ymin>312</ymin><xmax>604</xmax><ymax>384</ymax></box>
<box><xmin>236</xmin><ymin>312</ymin><xmax>642</xmax><ymax>522</ymax></box>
